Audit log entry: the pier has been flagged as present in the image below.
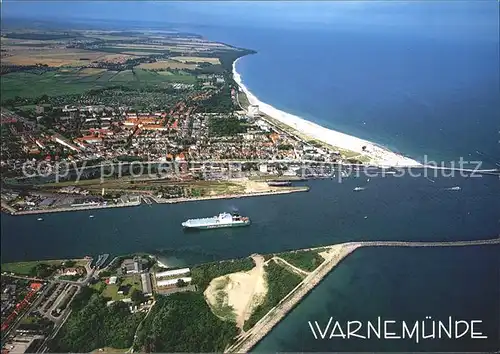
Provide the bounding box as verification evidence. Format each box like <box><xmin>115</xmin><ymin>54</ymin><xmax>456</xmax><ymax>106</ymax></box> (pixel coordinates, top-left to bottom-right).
<box><xmin>226</xmin><ymin>237</ymin><xmax>499</xmax><ymax>353</ymax></box>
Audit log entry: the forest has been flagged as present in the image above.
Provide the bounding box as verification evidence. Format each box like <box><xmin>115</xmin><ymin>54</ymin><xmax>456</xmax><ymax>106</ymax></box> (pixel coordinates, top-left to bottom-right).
<box><xmin>209</xmin><ymin>115</ymin><xmax>247</xmax><ymax>136</ymax></box>
<box><xmin>191</xmin><ymin>257</ymin><xmax>254</xmax><ymax>290</ymax></box>
<box><xmin>134</xmin><ymin>292</ymin><xmax>238</xmax><ymax>352</ymax></box>
<box><xmin>50</xmin><ymin>289</ymin><xmax>144</xmax><ymax>352</ymax></box>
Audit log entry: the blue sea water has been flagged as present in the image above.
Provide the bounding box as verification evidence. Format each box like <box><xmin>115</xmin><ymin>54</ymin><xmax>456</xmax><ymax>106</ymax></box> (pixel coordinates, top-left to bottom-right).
<box><xmin>176</xmin><ymin>1</ymin><xmax>499</xmax><ymax>167</ymax></box>
<box><xmin>1</xmin><ymin>2</ymin><xmax>499</xmax><ymax>352</ymax></box>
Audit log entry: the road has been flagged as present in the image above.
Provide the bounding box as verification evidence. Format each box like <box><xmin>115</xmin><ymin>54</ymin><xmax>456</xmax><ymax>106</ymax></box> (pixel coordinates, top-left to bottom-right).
<box><xmin>272</xmin><ymin>256</ymin><xmax>310</xmax><ymax>276</ymax></box>
<box><xmin>128</xmin><ymin>300</ymin><xmax>156</xmax><ymax>353</ymax></box>
<box><xmin>1</xmin><ymin>282</ymin><xmax>52</xmax><ymax>342</ymax></box>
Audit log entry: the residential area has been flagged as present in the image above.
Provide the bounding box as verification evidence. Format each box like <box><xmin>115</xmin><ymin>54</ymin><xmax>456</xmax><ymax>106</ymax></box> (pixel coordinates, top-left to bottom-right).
<box><xmin>0</xmin><ymin>254</ymin><xmax>199</xmax><ymax>353</ymax></box>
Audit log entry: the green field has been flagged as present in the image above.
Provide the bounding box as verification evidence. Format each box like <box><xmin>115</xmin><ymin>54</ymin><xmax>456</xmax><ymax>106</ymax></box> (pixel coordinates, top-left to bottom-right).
<box><xmin>276</xmin><ymin>250</ymin><xmax>325</xmax><ymax>272</ymax></box>
<box><xmin>96</xmin><ymin>47</ymin><xmax>170</xmax><ymax>54</ymax></box>
<box><xmin>92</xmin><ymin>274</ymin><xmax>143</xmax><ymax>301</ymax></box>
<box><xmin>1</xmin><ymin>258</ymin><xmax>86</xmax><ymax>275</ymax></box>
<box><xmin>1</xmin><ymin>67</ymin><xmax>195</xmax><ymax>101</ymax></box>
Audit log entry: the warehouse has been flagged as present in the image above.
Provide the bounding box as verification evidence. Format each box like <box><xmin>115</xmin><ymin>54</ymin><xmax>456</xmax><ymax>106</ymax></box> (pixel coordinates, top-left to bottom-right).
<box><xmin>141</xmin><ymin>273</ymin><xmax>153</xmax><ymax>296</ymax></box>
<box><xmin>156</xmin><ymin>277</ymin><xmax>192</xmax><ymax>288</ymax></box>
<box><xmin>155</xmin><ymin>268</ymin><xmax>190</xmax><ymax>279</ymax></box>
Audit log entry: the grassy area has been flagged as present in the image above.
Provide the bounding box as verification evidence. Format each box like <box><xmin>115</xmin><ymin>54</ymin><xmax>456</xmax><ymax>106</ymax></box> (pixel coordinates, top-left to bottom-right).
<box><xmin>1</xmin><ymin>258</ymin><xmax>86</xmax><ymax>276</ymax></box>
<box><xmin>92</xmin><ymin>274</ymin><xmax>142</xmax><ymax>301</ymax></box>
<box><xmin>276</xmin><ymin>250</ymin><xmax>324</xmax><ymax>272</ymax></box>
<box><xmin>96</xmin><ymin>46</ymin><xmax>170</xmax><ymax>54</ymax></box>
<box><xmin>137</xmin><ymin>60</ymin><xmax>198</xmax><ymax>70</ymax></box>
<box><xmin>1</xmin><ymin>67</ymin><xmax>195</xmax><ymax>101</ymax></box>
<box><xmin>37</xmin><ymin>178</ymin><xmax>244</xmax><ymax>196</ymax></box>
<box><xmin>92</xmin><ymin>347</ymin><xmax>129</xmax><ymax>353</ymax></box>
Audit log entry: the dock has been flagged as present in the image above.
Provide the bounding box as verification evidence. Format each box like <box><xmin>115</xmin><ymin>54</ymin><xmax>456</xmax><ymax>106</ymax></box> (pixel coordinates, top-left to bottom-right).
<box><xmin>95</xmin><ymin>253</ymin><xmax>109</xmax><ymax>269</ymax></box>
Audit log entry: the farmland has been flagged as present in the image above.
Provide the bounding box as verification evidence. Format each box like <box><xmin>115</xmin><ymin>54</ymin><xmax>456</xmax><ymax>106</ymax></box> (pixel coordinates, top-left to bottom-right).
<box><xmin>1</xmin><ymin>258</ymin><xmax>87</xmax><ymax>276</ymax></box>
<box><xmin>1</xmin><ymin>49</ymin><xmax>112</xmax><ymax>67</ymax></box>
<box><xmin>1</xmin><ymin>28</ymin><xmax>248</xmax><ymax>102</ymax></box>
<box><xmin>172</xmin><ymin>56</ymin><xmax>221</xmax><ymax>64</ymax></box>
<box><xmin>1</xmin><ymin>67</ymin><xmax>195</xmax><ymax>100</ymax></box>
<box><xmin>137</xmin><ymin>60</ymin><xmax>198</xmax><ymax>70</ymax></box>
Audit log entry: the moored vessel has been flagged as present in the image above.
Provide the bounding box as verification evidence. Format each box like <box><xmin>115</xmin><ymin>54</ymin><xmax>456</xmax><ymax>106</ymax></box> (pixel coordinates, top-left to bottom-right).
<box><xmin>182</xmin><ymin>212</ymin><xmax>250</xmax><ymax>230</ymax></box>
<box><xmin>267</xmin><ymin>181</ymin><xmax>292</xmax><ymax>187</ymax></box>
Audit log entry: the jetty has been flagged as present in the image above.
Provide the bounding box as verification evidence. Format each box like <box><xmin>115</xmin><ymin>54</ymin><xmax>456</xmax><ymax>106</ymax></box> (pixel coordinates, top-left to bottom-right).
<box><xmin>226</xmin><ymin>237</ymin><xmax>499</xmax><ymax>353</ymax></box>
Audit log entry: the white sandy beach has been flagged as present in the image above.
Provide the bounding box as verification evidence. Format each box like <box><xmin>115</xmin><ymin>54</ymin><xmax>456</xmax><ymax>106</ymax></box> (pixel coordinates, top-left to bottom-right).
<box><xmin>232</xmin><ymin>58</ymin><xmax>421</xmax><ymax>167</ymax></box>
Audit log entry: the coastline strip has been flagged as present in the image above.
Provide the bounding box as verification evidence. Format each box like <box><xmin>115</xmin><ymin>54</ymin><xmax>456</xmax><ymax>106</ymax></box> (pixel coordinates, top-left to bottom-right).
<box><xmin>7</xmin><ymin>199</ymin><xmax>141</xmax><ymax>216</ymax></box>
<box><xmin>232</xmin><ymin>58</ymin><xmax>422</xmax><ymax>168</ymax></box>
<box><xmin>152</xmin><ymin>186</ymin><xmax>309</xmax><ymax>204</ymax></box>
<box><xmin>3</xmin><ymin>187</ymin><xmax>309</xmax><ymax>216</ymax></box>
<box><xmin>226</xmin><ymin>237</ymin><xmax>500</xmax><ymax>353</ymax></box>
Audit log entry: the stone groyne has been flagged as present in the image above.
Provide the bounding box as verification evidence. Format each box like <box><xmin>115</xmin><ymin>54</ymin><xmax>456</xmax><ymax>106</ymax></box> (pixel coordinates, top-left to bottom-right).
<box><xmin>227</xmin><ymin>238</ymin><xmax>500</xmax><ymax>353</ymax></box>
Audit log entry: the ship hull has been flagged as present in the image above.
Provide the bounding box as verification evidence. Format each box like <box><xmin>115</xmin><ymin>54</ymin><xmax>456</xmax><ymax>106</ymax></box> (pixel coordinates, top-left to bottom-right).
<box><xmin>182</xmin><ymin>221</ymin><xmax>250</xmax><ymax>230</ymax></box>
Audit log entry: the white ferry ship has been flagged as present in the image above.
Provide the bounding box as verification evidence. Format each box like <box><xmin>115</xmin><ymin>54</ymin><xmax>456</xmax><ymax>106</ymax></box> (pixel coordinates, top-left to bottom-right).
<box><xmin>182</xmin><ymin>212</ymin><xmax>250</xmax><ymax>230</ymax></box>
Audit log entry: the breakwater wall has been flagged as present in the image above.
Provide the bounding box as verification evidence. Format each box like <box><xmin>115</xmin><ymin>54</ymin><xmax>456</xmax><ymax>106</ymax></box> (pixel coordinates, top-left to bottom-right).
<box><xmin>227</xmin><ymin>237</ymin><xmax>499</xmax><ymax>352</ymax></box>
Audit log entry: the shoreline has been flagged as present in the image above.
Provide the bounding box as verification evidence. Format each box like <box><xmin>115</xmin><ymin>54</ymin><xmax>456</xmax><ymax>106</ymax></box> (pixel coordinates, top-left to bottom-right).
<box><xmin>227</xmin><ymin>237</ymin><xmax>500</xmax><ymax>352</ymax></box>
<box><xmin>4</xmin><ymin>199</ymin><xmax>142</xmax><ymax>216</ymax></box>
<box><xmin>232</xmin><ymin>58</ymin><xmax>422</xmax><ymax>168</ymax></box>
<box><xmin>152</xmin><ymin>186</ymin><xmax>309</xmax><ymax>204</ymax></box>
<box><xmin>2</xmin><ymin>187</ymin><xmax>309</xmax><ymax>216</ymax></box>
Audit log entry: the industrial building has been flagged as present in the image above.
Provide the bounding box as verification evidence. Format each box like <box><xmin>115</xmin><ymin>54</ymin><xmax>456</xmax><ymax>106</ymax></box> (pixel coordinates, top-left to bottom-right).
<box><xmin>141</xmin><ymin>273</ymin><xmax>153</xmax><ymax>296</ymax></box>
<box><xmin>156</xmin><ymin>277</ymin><xmax>192</xmax><ymax>288</ymax></box>
<box><xmin>155</xmin><ymin>268</ymin><xmax>190</xmax><ymax>279</ymax></box>
<box><xmin>121</xmin><ymin>257</ymin><xmax>145</xmax><ymax>274</ymax></box>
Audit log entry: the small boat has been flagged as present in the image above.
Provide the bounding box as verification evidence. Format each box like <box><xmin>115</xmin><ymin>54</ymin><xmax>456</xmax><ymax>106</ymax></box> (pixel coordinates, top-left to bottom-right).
<box><xmin>353</xmin><ymin>187</ymin><xmax>365</xmax><ymax>191</ymax></box>
<box><xmin>37</xmin><ymin>218</ymin><xmax>43</xmax><ymax>221</ymax></box>
<box><xmin>446</xmin><ymin>186</ymin><xmax>461</xmax><ymax>191</ymax></box>
<box><xmin>89</xmin><ymin>215</ymin><xmax>95</xmax><ymax>218</ymax></box>
<box><xmin>267</xmin><ymin>181</ymin><xmax>292</xmax><ymax>187</ymax></box>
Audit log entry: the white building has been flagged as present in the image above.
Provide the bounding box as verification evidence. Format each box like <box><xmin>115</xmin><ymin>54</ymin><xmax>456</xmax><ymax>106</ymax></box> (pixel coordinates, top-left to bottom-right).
<box><xmin>156</xmin><ymin>277</ymin><xmax>192</xmax><ymax>288</ymax></box>
<box><xmin>247</xmin><ymin>105</ymin><xmax>260</xmax><ymax>118</ymax></box>
<box><xmin>155</xmin><ymin>268</ymin><xmax>190</xmax><ymax>279</ymax></box>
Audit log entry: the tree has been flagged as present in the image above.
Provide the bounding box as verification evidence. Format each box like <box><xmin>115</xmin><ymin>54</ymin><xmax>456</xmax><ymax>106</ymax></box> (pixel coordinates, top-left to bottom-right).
<box><xmin>177</xmin><ymin>279</ymin><xmax>187</xmax><ymax>287</ymax></box>
<box><xmin>63</xmin><ymin>260</ymin><xmax>76</xmax><ymax>267</ymax></box>
<box><xmin>99</xmin><ymin>270</ymin><xmax>112</xmax><ymax>278</ymax></box>
<box><xmin>131</xmin><ymin>289</ymin><xmax>144</xmax><ymax>305</ymax></box>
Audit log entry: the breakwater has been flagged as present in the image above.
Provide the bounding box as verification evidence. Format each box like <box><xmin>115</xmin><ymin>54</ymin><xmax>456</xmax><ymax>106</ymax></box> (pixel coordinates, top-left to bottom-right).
<box><xmin>152</xmin><ymin>186</ymin><xmax>309</xmax><ymax>204</ymax></box>
<box><xmin>6</xmin><ymin>199</ymin><xmax>141</xmax><ymax>216</ymax></box>
<box><xmin>227</xmin><ymin>237</ymin><xmax>499</xmax><ymax>353</ymax></box>
<box><xmin>2</xmin><ymin>187</ymin><xmax>309</xmax><ymax>216</ymax></box>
